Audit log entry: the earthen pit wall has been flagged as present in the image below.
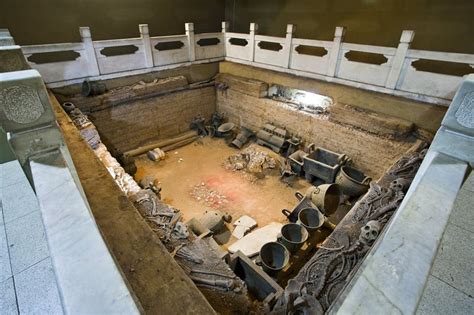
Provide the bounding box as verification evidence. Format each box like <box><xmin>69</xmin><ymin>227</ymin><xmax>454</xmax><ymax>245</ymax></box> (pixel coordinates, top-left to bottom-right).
<box><xmin>216</xmin><ymin>88</ymin><xmax>414</xmax><ymax>179</ymax></box>
<box><xmin>87</xmin><ymin>86</ymin><xmax>216</xmax><ymax>153</ymax></box>
<box><xmin>219</xmin><ymin>61</ymin><xmax>447</xmax><ymax>134</ymax></box>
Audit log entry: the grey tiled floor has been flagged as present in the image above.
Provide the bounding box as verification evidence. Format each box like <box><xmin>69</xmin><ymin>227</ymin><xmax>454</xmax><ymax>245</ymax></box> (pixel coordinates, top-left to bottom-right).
<box><xmin>0</xmin><ymin>160</ymin><xmax>63</xmax><ymax>315</ymax></box>
<box><xmin>417</xmin><ymin>172</ymin><xmax>474</xmax><ymax>314</ymax></box>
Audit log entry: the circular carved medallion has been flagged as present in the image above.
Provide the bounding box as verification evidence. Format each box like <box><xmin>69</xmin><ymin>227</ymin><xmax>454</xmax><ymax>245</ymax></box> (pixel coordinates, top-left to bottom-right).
<box><xmin>1</xmin><ymin>85</ymin><xmax>44</xmax><ymax>124</ymax></box>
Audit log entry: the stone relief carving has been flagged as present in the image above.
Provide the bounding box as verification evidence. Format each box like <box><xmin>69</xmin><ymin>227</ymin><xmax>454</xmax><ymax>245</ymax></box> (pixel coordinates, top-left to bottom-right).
<box><xmin>271</xmin><ymin>145</ymin><xmax>427</xmax><ymax>314</ymax></box>
<box><xmin>1</xmin><ymin>85</ymin><xmax>44</xmax><ymax>124</ymax></box>
<box><xmin>455</xmin><ymin>91</ymin><xmax>474</xmax><ymax>128</ymax></box>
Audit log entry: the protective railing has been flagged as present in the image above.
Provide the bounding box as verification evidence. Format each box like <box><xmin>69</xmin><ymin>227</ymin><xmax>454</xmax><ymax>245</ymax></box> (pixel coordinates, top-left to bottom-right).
<box><xmin>19</xmin><ymin>22</ymin><xmax>474</xmax><ymax>105</ymax></box>
<box><xmin>20</xmin><ymin>23</ymin><xmax>226</xmax><ymax>87</ymax></box>
<box><xmin>223</xmin><ymin>23</ymin><xmax>474</xmax><ymax>105</ymax></box>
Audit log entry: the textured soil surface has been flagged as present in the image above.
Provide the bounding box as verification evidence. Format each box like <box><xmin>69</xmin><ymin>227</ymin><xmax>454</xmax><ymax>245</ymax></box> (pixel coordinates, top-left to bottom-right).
<box><xmin>134</xmin><ymin>137</ymin><xmax>312</xmax><ymax>228</ymax></box>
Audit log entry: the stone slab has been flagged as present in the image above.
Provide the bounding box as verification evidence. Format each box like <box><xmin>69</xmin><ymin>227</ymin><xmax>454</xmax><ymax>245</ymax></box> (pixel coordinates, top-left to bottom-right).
<box><xmin>0</xmin><ymin>277</ymin><xmax>18</xmax><ymax>315</ymax></box>
<box><xmin>30</xmin><ymin>152</ymin><xmax>141</xmax><ymax>314</ymax></box>
<box><xmin>15</xmin><ymin>258</ymin><xmax>63</xmax><ymax>315</ymax></box>
<box><xmin>449</xmin><ymin>173</ymin><xmax>474</xmax><ymax>233</ymax></box>
<box><xmin>1</xmin><ymin>179</ymin><xmax>39</xmax><ymax>224</ymax></box>
<box><xmin>232</xmin><ymin>225</ymin><xmax>249</xmax><ymax>239</ymax></box>
<box><xmin>232</xmin><ymin>215</ymin><xmax>257</xmax><ymax>239</ymax></box>
<box><xmin>431</xmin><ymin>223</ymin><xmax>474</xmax><ymax>297</ymax></box>
<box><xmin>0</xmin><ymin>223</ymin><xmax>12</xmax><ymax>282</ymax></box>
<box><xmin>416</xmin><ymin>275</ymin><xmax>474</xmax><ymax>315</ymax></box>
<box><xmin>5</xmin><ymin>211</ymin><xmax>48</xmax><ymax>275</ymax></box>
<box><xmin>0</xmin><ymin>46</ymin><xmax>30</xmax><ymax>73</ymax></box>
<box><xmin>0</xmin><ymin>160</ymin><xmax>24</xmax><ymax>188</ymax></box>
<box><xmin>228</xmin><ymin>222</ymin><xmax>283</xmax><ymax>256</ymax></box>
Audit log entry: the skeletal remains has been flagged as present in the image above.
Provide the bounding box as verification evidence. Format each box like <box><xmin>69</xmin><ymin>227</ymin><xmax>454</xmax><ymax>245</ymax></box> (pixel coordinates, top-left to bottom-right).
<box><xmin>272</xmin><ymin>145</ymin><xmax>427</xmax><ymax>314</ymax></box>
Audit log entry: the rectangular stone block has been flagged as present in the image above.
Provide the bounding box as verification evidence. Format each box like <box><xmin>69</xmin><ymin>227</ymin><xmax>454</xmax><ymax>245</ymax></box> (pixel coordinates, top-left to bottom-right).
<box><xmin>0</xmin><ymin>46</ymin><xmax>30</xmax><ymax>73</ymax></box>
<box><xmin>0</xmin><ymin>70</ymin><xmax>55</xmax><ymax>133</ymax></box>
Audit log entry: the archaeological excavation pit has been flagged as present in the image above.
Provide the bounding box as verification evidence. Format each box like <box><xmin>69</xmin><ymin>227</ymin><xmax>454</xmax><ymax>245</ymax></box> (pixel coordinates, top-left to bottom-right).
<box><xmin>44</xmin><ymin>62</ymin><xmax>439</xmax><ymax>314</ymax></box>
<box><xmin>2</xmin><ymin>1</ymin><xmax>473</xmax><ymax>310</ymax></box>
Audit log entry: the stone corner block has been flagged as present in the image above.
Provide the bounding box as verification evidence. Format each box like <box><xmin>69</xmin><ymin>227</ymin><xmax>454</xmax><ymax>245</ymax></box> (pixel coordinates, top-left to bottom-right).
<box><xmin>442</xmin><ymin>74</ymin><xmax>474</xmax><ymax>136</ymax></box>
<box><xmin>0</xmin><ymin>69</ymin><xmax>55</xmax><ymax>133</ymax></box>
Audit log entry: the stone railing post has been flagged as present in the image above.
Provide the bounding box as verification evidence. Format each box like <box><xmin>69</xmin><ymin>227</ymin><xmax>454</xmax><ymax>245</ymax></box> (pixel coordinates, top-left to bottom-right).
<box><xmin>79</xmin><ymin>27</ymin><xmax>100</xmax><ymax>76</ymax></box>
<box><xmin>185</xmin><ymin>23</ymin><xmax>196</xmax><ymax>62</ymax></box>
<box><xmin>139</xmin><ymin>24</ymin><xmax>154</xmax><ymax>68</ymax></box>
<box><xmin>249</xmin><ymin>23</ymin><xmax>258</xmax><ymax>62</ymax></box>
<box><xmin>326</xmin><ymin>26</ymin><xmax>345</xmax><ymax>77</ymax></box>
<box><xmin>222</xmin><ymin>21</ymin><xmax>229</xmax><ymax>55</ymax></box>
<box><xmin>385</xmin><ymin>30</ymin><xmax>415</xmax><ymax>89</ymax></box>
<box><xmin>284</xmin><ymin>24</ymin><xmax>296</xmax><ymax>68</ymax></box>
<box><xmin>0</xmin><ymin>29</ymin><xmax>15</xmax><ymax>46</ymax></box>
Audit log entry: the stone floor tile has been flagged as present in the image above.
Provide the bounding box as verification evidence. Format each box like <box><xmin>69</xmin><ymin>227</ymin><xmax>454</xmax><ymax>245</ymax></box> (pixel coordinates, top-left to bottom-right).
<box><xmin>461</xmin><ymin>172</ymin><xmax>474</xmax><ymax>192</ymax></box>
<box><xmin>1</xmin><ymin>180</ymin><xmax>39</xmax><ymax>224</ymax></box>
<box><xmin>15</xmin><ymin>258</ymin><xmax>63</xmax><ymax>315</ymax></box>
<box><xmin>449</xmin><ymin>186</ymin><xmax>474</xmax><ymax>233</ymax></box>
<box><xmin>0</xmin><ymin>200</ymin><xmax>4</xmax><ymax>226</ymax></box>
<box><xmin>5</xmin><ymin>211</ymin><xmax>48</xmax><ymax>275</ymax></box>
<box><xmin>449</xmin><ymin>171</ymin><xmax>474</xmax><ymax>232</ymax></box>
<box><xmin>0</xmin><ymin>161</ymin><xmax>24</xmax><ymax>188</ymax></box>
<box><xmin>417</xmin><ymin>275</ymin><xmax>473</xmax><ymax>314</ymax></box>
<box><xmin>0</xmin><ymin>277</ymin><xmax>18</xmax><ymax>315</ymax></box>
<box><xmin>0</xmin><ymin>224</ymin><xmax>12</xmax><ymax>282</ymax></box>
<box><xmin>431</xmin><ymin>223</ymin><xmax>474</xmax><ymax>297</ymax></box>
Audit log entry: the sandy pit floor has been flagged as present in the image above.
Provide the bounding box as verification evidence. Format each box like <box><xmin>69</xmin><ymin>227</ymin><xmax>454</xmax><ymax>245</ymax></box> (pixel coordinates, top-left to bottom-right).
<box><xmin>134</xmin><ymin>137</ymin><xmax>312</xmax><ymax>227</ymax></box>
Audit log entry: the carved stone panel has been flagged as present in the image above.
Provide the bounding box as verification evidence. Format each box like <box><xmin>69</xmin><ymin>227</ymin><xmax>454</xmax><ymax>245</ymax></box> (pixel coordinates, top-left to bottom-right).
<box><xmin>455</xmin><ymin>91</ymin><xmax>474</xmax><ymax>128</ymax></box>
<box><xmin>1</xmin><ymin>85</ymin><xmax>44</xmax><ymax>124</ymax></box>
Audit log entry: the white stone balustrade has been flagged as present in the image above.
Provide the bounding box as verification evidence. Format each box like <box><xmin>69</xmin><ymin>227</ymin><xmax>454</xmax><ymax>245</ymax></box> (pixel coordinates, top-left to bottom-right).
<box><xmin>18</xmin><ymin>22</ymin><xmax>474</xmax><ymax>105</ymax></box>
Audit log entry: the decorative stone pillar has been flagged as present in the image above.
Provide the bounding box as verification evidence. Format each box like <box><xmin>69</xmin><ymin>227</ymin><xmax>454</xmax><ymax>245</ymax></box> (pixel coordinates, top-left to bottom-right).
<box><xmin>283</xmin><ymin>24</ymin><xmax>296</xmax><ymax>68</ymax></box>
<box><xmin>385</xmin><ymin>30</ymin><xmax>415</xmax><ymax>89</ymax></box>
<box><xmin>139</xmin><ymin>24</ymin><xmax>154</xmax><ymax>68</ymax></box>
<box><xmin>249</xmin><ymin>22</ymin><xmax>258</xmax><ymax>62</ymax></box>
<box><xmin>79</xmin><ymin>27</ymin><xmax>100</xmax><ymax>77</ymax></box>
<box><xmin>222</xmin><ymin>21</ymin><xmax>229</xmax><ymax>56</ymax></box>
<box><xmin>185</xmin><ymin>23</ymin><xmax>196</xmax><ymax>62</ymax></box>
<box><xmin>326</xmin><ymin>26</ymin><xmax>345</xmax><ymax>77</ymax></box>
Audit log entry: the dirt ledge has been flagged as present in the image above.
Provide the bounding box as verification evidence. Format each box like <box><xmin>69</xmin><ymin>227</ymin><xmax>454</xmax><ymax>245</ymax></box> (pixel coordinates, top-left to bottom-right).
<box><xmin>49</xmin><ymin>91</ymin><xmax>215</xmax><ymax>315</ymax></box>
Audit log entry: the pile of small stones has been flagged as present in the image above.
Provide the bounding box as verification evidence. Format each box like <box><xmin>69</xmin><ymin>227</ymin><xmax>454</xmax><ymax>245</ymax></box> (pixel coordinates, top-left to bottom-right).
<box><xmin>190</xmin><ymin>182</ymin><xmax>229</xmax><ymax>210</ymax></box>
